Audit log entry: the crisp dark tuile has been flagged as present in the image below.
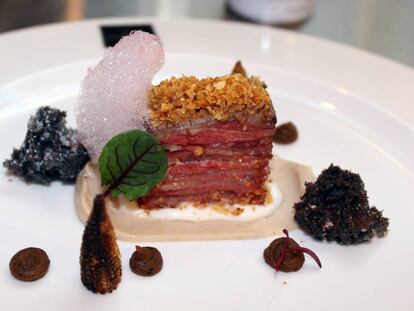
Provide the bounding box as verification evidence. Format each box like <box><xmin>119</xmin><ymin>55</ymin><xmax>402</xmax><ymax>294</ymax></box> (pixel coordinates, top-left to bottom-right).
<box><xmin>3</xmin><ymin>106</ymin><xmax>90</xmax><ymax>184</ymax></box>
<box><xmin>80</xmin><ymin>194</ymin><xmax>122</xmax><ymax>294</ymax></box>
<box><xmin>294</xmin><ymin>164</ymin><xmax>389</xmax><ymax>245</ymax></box>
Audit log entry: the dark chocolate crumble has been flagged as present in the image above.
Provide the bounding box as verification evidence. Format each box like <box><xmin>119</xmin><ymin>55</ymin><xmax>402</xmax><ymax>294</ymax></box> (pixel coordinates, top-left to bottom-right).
<box><xmin>294</xmin><ymin>164</ymin><xmax>389</xmax><ymax>245</ymax></box>
<box><xmin>3</xmin><ymin>106</ymin><xmax>90</xmax><ymax>184</ymax></box>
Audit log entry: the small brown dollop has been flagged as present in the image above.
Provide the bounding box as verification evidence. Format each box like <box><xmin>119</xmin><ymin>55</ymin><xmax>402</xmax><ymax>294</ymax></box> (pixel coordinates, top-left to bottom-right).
<box><xmin>274</xmin><ymin>122</ymin><xmax>298</xmax><ymax>144</ymax></box>
<box><xmin>9</xmin><ymin>247</ymin><xmax>50</xmax><ymax>282</ymax></box>
<box><xmin>129</xmin><ymin>246</ymin><xmax>163</xmax><ymax>277</ymax></box>
<box><xmin>263</xmin><ymin>229</ymin><xmax>321</xmax><ymax>273</ymax></box>
<box><xmin>264</xmin><ymin>237</ymin><xmax>304</xmax><ymax>272</ymax></box>
<box><xmin>231</xmin><ymin>61</ymin><xmax>247</xmax><ymax>77</ymax></box>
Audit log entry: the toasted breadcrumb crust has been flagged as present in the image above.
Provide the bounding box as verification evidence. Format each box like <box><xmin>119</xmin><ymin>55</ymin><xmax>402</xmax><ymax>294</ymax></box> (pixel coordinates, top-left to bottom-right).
<box><xmin>148</xmin><ymin>74</ymin><xmax>272</xmax><ymax>127</ymax></box>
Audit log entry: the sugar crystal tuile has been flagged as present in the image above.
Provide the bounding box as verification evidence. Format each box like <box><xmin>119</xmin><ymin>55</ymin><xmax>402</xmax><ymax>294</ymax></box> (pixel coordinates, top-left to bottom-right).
<box><xmin>76</xmin><ymin>31</ymin><xmax>164</xmax><ymax>160</ymax></box>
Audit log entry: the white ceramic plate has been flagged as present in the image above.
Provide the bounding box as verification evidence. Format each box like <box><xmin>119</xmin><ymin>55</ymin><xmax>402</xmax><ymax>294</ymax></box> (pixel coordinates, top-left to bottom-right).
<box><xmin>0</xmin><ymin>18</ymin><xmax>413</xmax><ymax>311</ymax></box>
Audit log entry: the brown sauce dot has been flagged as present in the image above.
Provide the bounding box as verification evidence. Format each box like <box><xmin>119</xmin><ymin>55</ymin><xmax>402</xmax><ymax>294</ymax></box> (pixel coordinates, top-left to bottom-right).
<box><xmin>264</xmin><ymin>238</ymin><xmax>304</xmax><ymax>272</ymax></box>
<box><xmin>274</xmin><ymin>122</ymin><xmax>298</xmax><ymax>144</ymax></box>
<box><xmin>129</xmin><ymin>246</ymin><xmax>163</xmax><ymax>277</ymax></box>
<box><xmin>9</xmin><ymin>247</ymin><xmax>50</xmax><ymax>282</ymax></box>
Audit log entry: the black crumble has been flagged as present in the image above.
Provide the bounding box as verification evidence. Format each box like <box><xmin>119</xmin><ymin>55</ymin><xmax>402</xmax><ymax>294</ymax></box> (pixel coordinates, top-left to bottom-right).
<box><xmin>3</xmin><ymin>106</ymin><xmax>90</xmax><ymax>184</ymax></box>
<box><xmin>294</xmin><ymin>164</ymin><xmax>389</xmax><ymax>245</ymax></box>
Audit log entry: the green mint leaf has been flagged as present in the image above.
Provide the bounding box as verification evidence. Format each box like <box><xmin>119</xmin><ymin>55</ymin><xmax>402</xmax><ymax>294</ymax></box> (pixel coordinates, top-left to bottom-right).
<box><xmin>98</xmin><ymin>130</ymin><xmax>167</xmax><ymax>200</ymax></box>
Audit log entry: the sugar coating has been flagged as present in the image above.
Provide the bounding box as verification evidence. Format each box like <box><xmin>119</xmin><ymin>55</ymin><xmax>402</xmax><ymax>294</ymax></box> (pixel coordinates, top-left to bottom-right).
<box><xmin>76</xmin><ymin>31</ymin><xmax>164</xmax><ymax>160</ymax></box>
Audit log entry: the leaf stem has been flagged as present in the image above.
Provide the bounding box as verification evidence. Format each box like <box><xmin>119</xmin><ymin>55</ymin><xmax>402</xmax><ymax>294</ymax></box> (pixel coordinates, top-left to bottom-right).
<box><xmin>275</xmin><ymin>229</ymin><xmax>291</xmax><ymax>270</ymax></box>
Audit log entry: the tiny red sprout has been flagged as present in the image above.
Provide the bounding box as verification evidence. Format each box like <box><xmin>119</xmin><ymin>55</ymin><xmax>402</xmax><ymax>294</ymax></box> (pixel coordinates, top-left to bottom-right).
<box><xmin>291</xmin><ymin>246</ymin><xmax>322</xmax><ymax>268</ymax></box>
<box><xmin>277</xmin><ymin>229</ymin><xmax>322</xmax><ymax>270</ymax></box>
<box><xmin>274</xmin><ymin>229</ymin><xmax>291</xmax><ymax>270</ymax></box>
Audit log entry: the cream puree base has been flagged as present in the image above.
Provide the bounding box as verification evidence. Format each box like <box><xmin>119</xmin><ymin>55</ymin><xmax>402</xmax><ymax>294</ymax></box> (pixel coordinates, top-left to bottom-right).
<box><xmin>74</xmin><ymin>156</ymin><xmax>315</xmax><ymax>242</ymax></box>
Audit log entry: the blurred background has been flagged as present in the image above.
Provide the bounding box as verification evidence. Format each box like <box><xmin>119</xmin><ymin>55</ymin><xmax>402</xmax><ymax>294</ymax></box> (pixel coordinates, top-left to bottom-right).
<box><xmin>0</xmin><ymin>0</ymin><xmax>413</xmax><ymax>67</ymax></box>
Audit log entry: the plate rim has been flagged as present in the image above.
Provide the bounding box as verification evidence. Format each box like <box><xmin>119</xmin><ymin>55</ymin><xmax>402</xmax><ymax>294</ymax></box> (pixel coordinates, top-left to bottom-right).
<box><xmin>1</xmin><ymin>17</ymin><xmax>413</xmax><ymax>129</ymax></box>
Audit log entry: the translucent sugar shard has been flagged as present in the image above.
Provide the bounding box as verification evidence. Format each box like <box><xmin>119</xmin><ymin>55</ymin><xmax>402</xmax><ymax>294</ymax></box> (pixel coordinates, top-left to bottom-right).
<box><xmin>80</xmin><ymin>194</ymin><xmax>122</xmax><ymax>294</ymax></box>
<box><xmin>76</xmin><ymin>31</ymin><xmax>164</xmax><ymax>160</ymax></box>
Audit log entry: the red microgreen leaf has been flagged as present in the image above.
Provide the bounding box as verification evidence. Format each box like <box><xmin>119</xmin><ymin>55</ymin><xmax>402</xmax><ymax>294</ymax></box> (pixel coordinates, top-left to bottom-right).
<box><xmin>98</xmin><ymin>130</ymin><xmax>167</xmax><ymax>200</ymax></box>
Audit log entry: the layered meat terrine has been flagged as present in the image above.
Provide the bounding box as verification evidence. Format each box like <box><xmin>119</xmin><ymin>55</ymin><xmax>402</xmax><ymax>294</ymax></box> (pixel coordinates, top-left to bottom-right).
<box><xmin>137</xmin><ymin>73</ymin><xmax>276</xmax><ymax>209</ymax></box>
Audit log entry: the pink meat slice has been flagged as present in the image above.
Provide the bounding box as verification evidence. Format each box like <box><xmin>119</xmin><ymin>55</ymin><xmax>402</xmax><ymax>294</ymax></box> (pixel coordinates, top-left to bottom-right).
<box><xmin>155</xmin><ymin>172</ymin><xmax>268</xmax><ymax>191</ymax></box>
<box><xmin>167</xmin><ymin>157</ymin><xmax>270</xmax><ymax>175</ymax></box>
<box><xmin>167</xmin><ymin>152</ymin><xmax>272</xmax><ymax>163</ymax></box>
<box><xmin>163</xmin><ymin>167</ymin><xmax>269</xmax><ymax>181</ymax></box>
<box><xmin>150</xmin><ymin>179</ymin><xmax>264</xmax><ymax>196</ymax></box>
<box><xmin>160</xmin><ymin>128</ymin><xmax>275</xmax><ymax>145</ymax></box>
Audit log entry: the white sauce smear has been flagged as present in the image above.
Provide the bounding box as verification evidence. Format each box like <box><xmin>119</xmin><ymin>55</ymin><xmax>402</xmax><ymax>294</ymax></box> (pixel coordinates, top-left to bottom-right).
<box><xmin>116</xmin><ymin>182</ymin><xmax>282</xmax><ymax>222</ymax></box>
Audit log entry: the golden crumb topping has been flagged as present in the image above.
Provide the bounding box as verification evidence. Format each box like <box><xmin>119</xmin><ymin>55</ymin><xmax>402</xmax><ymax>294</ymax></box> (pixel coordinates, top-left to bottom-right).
<box><xmin>148</xmin><ymin>74</ymin><xmax>272</xmax><ymax>127</ymax></box>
